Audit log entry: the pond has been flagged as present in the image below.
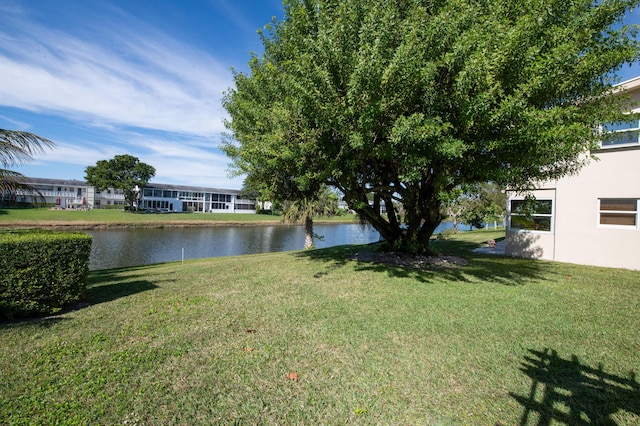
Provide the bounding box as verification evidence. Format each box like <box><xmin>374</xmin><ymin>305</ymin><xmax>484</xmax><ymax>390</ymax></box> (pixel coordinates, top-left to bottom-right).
<box><xmin>85</xmin><ymin>221</ymin><xmax>455</xmax><ymax>270</ymax></box>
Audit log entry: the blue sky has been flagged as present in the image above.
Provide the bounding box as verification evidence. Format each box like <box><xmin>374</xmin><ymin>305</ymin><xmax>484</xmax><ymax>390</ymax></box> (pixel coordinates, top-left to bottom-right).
<box><xmin>2</xmin><ymin>1</ymin><xmax>640</xmax><ymax>189</ymax></box>
<box><xmin>1</xmin><ymin>0</ymin><xmax>284</xmax><ymax>189</ymax></box>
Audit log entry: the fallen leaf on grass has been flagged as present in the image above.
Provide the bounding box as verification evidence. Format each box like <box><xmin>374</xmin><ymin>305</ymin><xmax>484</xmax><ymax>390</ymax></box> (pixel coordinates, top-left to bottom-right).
<box><xmin>354</xmin><ymin>406</ymin><xmax>367</xmax><ymax>416</ymax></box>
<box><xmin>245</xmin><ymin>347</ymin><xmax>253</xmax><ymax>352</ymax></box>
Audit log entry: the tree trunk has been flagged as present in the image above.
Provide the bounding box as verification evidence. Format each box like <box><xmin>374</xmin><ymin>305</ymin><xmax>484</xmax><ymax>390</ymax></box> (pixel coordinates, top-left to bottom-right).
<box><xmin>447</xmin><ymin>206</ymin><xmax>462</xmax><ymax>233</ymax></box>
<box><xmin>345</xmin><ymin>183</ymin><xmax>443</xmax><ymax>254</ymax></box>
<box><xmin>303</xmin><ymin>214</ymin><xmax>315</xmax><ymax>250</ymax></box>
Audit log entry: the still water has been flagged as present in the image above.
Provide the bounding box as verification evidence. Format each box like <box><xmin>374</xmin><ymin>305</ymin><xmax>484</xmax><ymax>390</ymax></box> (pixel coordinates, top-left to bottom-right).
<box><xmin>85</xmin><ymin>222</ymin><xmax>454</xmax><ymax>270</ymax></box>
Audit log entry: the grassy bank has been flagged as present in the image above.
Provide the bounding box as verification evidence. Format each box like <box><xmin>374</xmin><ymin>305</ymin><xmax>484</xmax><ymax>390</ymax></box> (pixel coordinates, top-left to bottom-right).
<box><xmin>1</xmin><ymin>230</ymin><xmax>639</xmax><ymax>424</ymax></box>
<box><xmin>0</xmin><ymin>208</ymin><xmax>360</xmax><ymax>229</ymax></box>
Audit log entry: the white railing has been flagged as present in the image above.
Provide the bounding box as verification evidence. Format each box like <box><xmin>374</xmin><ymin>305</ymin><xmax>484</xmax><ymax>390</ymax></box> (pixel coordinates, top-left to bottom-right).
<box><xmin>96</xmin><ymin>193</ymin><xmax>126</xmax><ymax>200</ymax></box>
<box><xmin>16</xmin><ymin>190</ymin><xmax>77</xmax><ymax>198</ymax></box>
<box><xmin>42</xmin><ymin>191</ymin><xmax>77</xmax><ymax>197</ymax></box>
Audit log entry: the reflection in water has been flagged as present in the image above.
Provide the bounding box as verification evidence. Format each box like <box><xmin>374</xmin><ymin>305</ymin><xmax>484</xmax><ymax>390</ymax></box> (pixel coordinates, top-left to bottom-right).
<box><xmin>86</xmin><ymin>224</ymin><xmax>377</xmax><ymax>270</ymax></box>
<box><xmin>85</xmin><ymin>222</ymin><xmax>454</xmax><ymax>270</ymax></box>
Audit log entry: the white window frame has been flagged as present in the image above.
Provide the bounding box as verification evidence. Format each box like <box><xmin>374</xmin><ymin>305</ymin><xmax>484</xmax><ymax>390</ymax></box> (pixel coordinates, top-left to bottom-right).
<box><xmin>508</xmin><ymin>198</ymin><xmax>554</xmax><ymax>234</ymax></box>
<box><xmin>600</xmin><ymin>118</ymin><xmax>640</xmax><ymax>149</ymax></box>
<box><xmin>598</xmin><ymin>198</ymin><xmax>639</xmax><ymax>230</ymax></box>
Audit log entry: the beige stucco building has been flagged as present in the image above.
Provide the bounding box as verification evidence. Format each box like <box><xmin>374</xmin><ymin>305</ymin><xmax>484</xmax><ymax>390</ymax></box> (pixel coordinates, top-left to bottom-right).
<box><xmin>505</xmin><ymin>77</ymin><xmax>640</xmax><ymax>270</ymax></box>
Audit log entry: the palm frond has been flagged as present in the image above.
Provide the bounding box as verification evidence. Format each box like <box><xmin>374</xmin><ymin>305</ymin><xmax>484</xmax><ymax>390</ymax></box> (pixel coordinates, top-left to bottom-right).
<box><xmin>0</xmin><ymin>169</ymin><xmax>47</xmax><ymax>206</ymax></box>
<box><xmin>0</xmin><ymin>129</ymin><xmax>55</xmax><ymax>167</ymax></box>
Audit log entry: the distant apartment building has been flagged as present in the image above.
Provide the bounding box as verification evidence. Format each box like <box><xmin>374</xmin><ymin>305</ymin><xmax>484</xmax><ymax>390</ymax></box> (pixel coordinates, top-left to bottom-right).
<box><xmin>11</xmin><ymin>177</ymin><xmax>256</xmax><ymax>213</ymax></box>
<box><xmin>140</xmin><ymin>182</ymin><xmax>255</xmax><ymax>213</ymax></box>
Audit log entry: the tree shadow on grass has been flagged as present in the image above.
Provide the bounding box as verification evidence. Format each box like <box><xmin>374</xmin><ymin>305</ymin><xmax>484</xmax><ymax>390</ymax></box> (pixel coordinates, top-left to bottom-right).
<box><xmin>0</xmin><ymin>316</ymin><xmax>71</xmax><ymax>330</ymax></box>
<box><xmin>430</xmin><ymin>238</ymin><xmax>489</xmax><ymax>257</ymax></box>
<box><xmin>511</xmin><ymin>348</ymin><xmax>640</xmax><ymax>425</ymax></box>
<box><xmin>297</xmin><ymin>242</ymin><xmax>550</xmax><ymax>286</ymax></box>
<box><xmin>1</xmin><ymin>269</ymin><xmax>162</xmax><ymax>329</ymax></box>
<box><xmin>82</xmin><ymin>280</ymin><xmax>158</xmax><ymax>306</ymax></box>
<box><xmin>83</xmin><ymin>267</ymin><xmax>160</xmax><ymax>306</ymax></box>
<box><xmin>1</xmin><ymin>270</ymin><xmax>159</xmax><ymax>327</ymax></box>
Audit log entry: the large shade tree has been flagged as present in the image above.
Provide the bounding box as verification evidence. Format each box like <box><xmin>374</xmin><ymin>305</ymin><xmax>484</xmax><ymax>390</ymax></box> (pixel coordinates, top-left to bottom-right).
<box><xmin>1</xmin><ymin>130</ymin><xmax>55</xmax><ymax>204</ymax></box>
<box><xmin>223</xmin><ymin>0</ymin><xmax>640</xmax><ymax>254</ymax></box>
<box><xmin>85</xmin><ymin>154</ymin><xmax>156</xmax><ymax>211</ymax></box>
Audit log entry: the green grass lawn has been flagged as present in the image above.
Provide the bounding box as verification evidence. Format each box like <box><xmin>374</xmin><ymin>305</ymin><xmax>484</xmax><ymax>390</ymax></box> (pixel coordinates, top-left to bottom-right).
<box><xmin>0</xmin><ymin>207</ymin><xmax>363</xmax><ymax>227</ymax></box>
<box><xmin>1</xmin><ymin>230</ymin><xmax>639</xmax><ymax>424</ymax></box>
<box><xmin>0</xmin><ymin>207</ymin><xmax>284</xmax><ymax>226</ymax></box>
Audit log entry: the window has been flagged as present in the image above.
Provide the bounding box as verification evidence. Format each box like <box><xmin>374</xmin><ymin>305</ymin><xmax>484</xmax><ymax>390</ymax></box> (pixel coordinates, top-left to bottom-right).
<box><xmin>212</xmin><ymin>193</ymin><xmax>232</xmax><ymax>202</ymax></box>
<box><xmin>509</xmin><ymin>199</ymin><xmax>553</xmax><ymax>232</ymax></box>
<box><xmin>601</xmin><ymin>118</ymin><xmax>640</xmax><ymax>148</ymax></box>
<box><xmin>235</xmin><ymin>203</ymin><xmax>255</xmax><ymax>210</ymax></box>
<box><xmin>599</xmin><ymin>199</ymin><xmax>638</xmax><ymax>227</ymax></box>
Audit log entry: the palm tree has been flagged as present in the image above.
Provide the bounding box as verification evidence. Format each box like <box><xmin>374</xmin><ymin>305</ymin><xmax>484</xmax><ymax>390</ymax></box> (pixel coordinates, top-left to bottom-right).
<box><xmin>283</xmin><ymin>186</ymin><xmax>338</xmax><ymax>250</ymax></box>
<box><xmin>1</xmin><ymin>129</ymin><xmax>55</xmax><ymax>205</ymax></box>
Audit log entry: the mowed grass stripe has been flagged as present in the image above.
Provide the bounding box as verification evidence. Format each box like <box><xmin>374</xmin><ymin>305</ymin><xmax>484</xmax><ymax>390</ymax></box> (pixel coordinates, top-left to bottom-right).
<box><xmin>1</xmin><ymin>230</ymin><xmax>639</xmax><ymax>424</ymax></box>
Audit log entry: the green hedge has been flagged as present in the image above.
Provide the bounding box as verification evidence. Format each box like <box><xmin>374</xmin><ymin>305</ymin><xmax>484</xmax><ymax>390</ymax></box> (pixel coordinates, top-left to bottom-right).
<box><xmin>0</xmin><ymin>230</ymin><xmax>92</xmax><ymax>320</ymax></box>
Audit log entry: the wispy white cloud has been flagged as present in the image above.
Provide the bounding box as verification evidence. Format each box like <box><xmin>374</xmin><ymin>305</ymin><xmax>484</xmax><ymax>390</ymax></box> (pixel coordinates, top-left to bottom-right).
<box><xmin>154</xmin><ymin>160</ymin><xmax>243</xmax><ymax>189</ymax></box>
<box><xmin>0</xmin><ymin>4</ymin><xmax>232</xmax><ymax>137</ymax></box>
<box><xmin>26</xmin><ymin>140</ymin><xmax>120</xmax><ymax>168</ymax></box>
<box><xmin>122</xmin><ymin>133</ymin><xmax>243</xmax><ymax>188</ymax></box>
<box><xmin>22</xmin><ymin>132</ymin><xmax>244</xmax><ymax>188</ymax></box>
<box><xmin>0</xmin><ymin>1</ymin><xmax>251</xmax><ymax>187</ymax></box>
<box><xmin>209</xmin><ymin>0</ymin><xmax>266</xmax><ymax>36</ymax></box>
<box><xmin>33</xmin><ymin>127</ymin><xmax>242</xmax><ymax>187</ymax></box>
<box><xmin>0</xmin><ymin>114</ymin><xmax>32</xmax><ymax>130</ymax></box>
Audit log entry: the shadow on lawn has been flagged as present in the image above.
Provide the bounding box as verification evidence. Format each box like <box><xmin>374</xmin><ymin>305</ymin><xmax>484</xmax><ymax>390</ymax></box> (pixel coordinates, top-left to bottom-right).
<box><xmin>1</xmin><ymin>269</ymin><xmax>161</xmax><ymax>327</ymax></box>
<box><xmin>511</xmin><ymin>348</ymin><xmax>640</xmax><ymax>425</ymax></box>
<box><xmin>299</xmin><ymin>241</ymin><xmax>549</xmax><ymax>286</ymax></box>
<box><xmin>83</xmin><ymin>268</ymin><xmax>159</xmax><ymax>306</ymax></box>
<box><xmin>0</xmin><ymin>316</ymin><xmax>71</xmax><ymax>329</ymax></box>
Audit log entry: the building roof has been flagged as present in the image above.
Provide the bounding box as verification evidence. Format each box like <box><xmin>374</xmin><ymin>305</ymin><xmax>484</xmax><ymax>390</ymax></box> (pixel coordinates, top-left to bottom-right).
<box><xmin>24</xmin><ymin>177</ymin><xmax>241</xmax><ymax>195</ymax></box>
<box><xmin>25</xmin><ymin>177</ymin><xmax>89</xmax><ymax>186</ymax></box>
<box><xmin>615</xmin><ymin>75</ymin><xmax>640</xmax><ymax>93</ymax></box>
<box><xmin>144</xmin><ymin>182</ymin><xmax>241</xmax><ymax>195</ymax></box>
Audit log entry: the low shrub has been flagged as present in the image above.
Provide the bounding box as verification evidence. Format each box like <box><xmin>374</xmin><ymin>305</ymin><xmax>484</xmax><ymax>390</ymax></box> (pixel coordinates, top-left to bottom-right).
<box><xmin>98</xmin><ymin>204</ymin><xmax>124</xmax><ymax>210</ymax></box>
<box><xmin>0</xmin><ymin>202</ymin><xmax>37</xmax><ymax>209</ymax></box>
<box><xmin>436</xmin><ymin>227</ymin><xmax>457</xmax><ymax>240</ymax></box>
<box><xmin>0</xmin><ymin>230</ymin><xmax>92</xmax><ymax>320</ymax></box>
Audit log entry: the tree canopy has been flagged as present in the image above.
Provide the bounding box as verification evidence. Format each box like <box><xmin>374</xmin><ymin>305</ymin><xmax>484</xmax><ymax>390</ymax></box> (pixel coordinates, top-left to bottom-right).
<box><xmin>459</xmin><ymin>183</ymin><xmax>507</xmax><ymax>230</ymax></box>
<box><xmin>85</xmin><ymin>154</ymin><xmax>156</xmax><ymax>211</ymax></box>
<box><xmin>223</xmin><ymin>0</ymin><xmax>640</xmax><ymax>253</ymax></box>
